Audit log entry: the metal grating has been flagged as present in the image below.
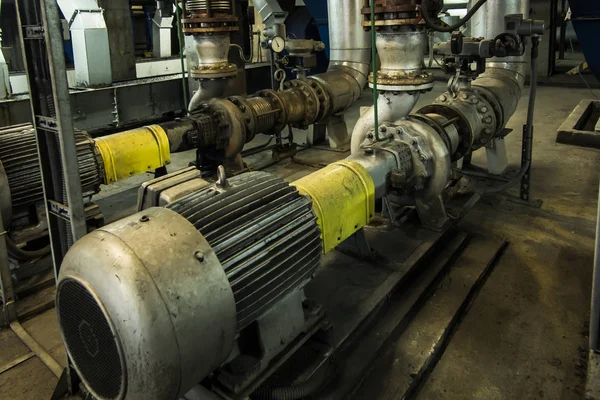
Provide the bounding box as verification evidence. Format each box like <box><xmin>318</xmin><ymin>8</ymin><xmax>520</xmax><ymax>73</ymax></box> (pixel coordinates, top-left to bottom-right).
<box><xmin>168</xmin><ymin>171</ymin><xmax>322</xmax><ymax>330</ymax></box>
<box><xmin>57</xmin><ymin>279</ymin><xmax>124</xmax><ymax>400</ymax></box>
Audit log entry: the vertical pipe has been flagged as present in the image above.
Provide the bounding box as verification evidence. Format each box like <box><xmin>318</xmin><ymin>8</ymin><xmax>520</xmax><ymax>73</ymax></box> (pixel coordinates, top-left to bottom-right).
<box><xmin>469</xmin><ymin>0</ymin><xmax>530</xmax><ymax>80</ymax></box>
<box><xmin>370</xmin><ymin>0</ymin><xmax>380</xmax><ymax>141</ymax></box>
<box><xmin>326</xmin><ymin>0</ymin><xmax>371</xmax><ymax>87</ymax></box>
<box><xmin>175</xmin><ymin>3</ymin><xmax>189</xmax><ymax>111</ymax></box>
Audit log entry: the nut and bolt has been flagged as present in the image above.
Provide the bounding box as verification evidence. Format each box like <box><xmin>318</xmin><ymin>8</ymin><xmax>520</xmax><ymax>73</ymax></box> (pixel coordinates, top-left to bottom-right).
<box><xmin>479</xmin><ymin>106</ymin><xmax>488</xmax><ymax>113</ymax></box>
<box><xmin>390</xmin><ymin>169</ymin><xmax>407</xmax><ymax>187</ymax></box>
<box><xmin>140</xmin><ymin>215</ymin><xmax>149</xmax><ymax>222</ymax></box>
<box><xmin>484</xmin><ymin>128</ymin><xmax>493</xmax><ymax>135</ymax></box>
<box><xmin>484</xmin><ymin>116</ymin><xmax>493</xmax><ymax>124</ymax></box>
<box><xmin>439</xmin><ymin>95</ymin><xmax>447</xmax><ymax>102</ymax></box>
<box><xmin>194</xmin><ymin>251</ymin><xmax>205</xmax><ymax>262</ymax></box>
<box><xmin>379</xmin><ymin>126</ymin><xmax>387</xmax><ymax>133</ymax></box>
<box><xmin>471</xmin><ymin>97</ymin><xmax>479</xmax><ymax>104</ymax></box>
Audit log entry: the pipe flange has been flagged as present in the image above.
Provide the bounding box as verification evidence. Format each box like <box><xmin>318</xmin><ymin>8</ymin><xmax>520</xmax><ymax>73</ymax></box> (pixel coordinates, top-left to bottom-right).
<box><xmin>257</xmin><ymin>90</ymin><xmax>287</xmax><ymax>132</ymax></box>
<box><xmin>228</xmin><ymin>96</ymin><xmax>256</xmax><ymax>136</ymax></box>
<box><xmin>307</xmin><ymin>79</ymin><xmax>332</xmax><ymax>120</ymax></box>
<box><xmin>361</xmin><ymin>18</ymin><xmax>426</xmax><ymax>29</ymax></box>
<box><xmin>190</xmin><ymin>64</ymin><xmax>238</xmax><ymax>79</ymax></box>
<box><xmin>370</xmin><ymin>71</ymin><xmax>435</xmax><ymax>92</ymax></box>
<box><xmin>360</xmin><ymin>2</ymin><xmax>425</xmax><ymax>28</ymax></box>
<box><xmin>417</xmin><ymin>103</ymin><xmax>473</xmax><ymax>161</ymax></box>
<box><xmin>181</xmin><ymin>17</ymin><xmax>239</xmax><ymax>34</ymax></box>
<box><xmin>409</xmin><ymin>113</ymin><xmax>453</xmax><ymax>156</ymax></box>
<box><xmin>294</xmin><ymin>79</ymin><xmax>321</xmax><ymax>128</ymax></box>
<box><xmin>210</xmin><ymin>99</ymin><xmax>247</xmax><ymax>159</ymax></box>
<box><xmin>472</xmin><ymin>86</ymin><xmax>504</xmax><ymax>135</ymax></box>
<box><xmin>435</xmin><ymin>91</ymin><xmax>497</xmax><ymax>149</ymax></box>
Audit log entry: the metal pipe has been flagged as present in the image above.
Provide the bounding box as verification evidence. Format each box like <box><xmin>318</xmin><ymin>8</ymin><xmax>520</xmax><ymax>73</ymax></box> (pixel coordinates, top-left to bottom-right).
<box><xmin>469</xmin><ymin>0</ymin><xmax>530</xmax><ymax>80</ymax></box>
<box><xmin>350</xmin><ymin>92</ymin><xmax>421</xmax><ymax>154</ymax></box>
<box><xmin>188</xmin><ymin>79</ymin><xmax>229</xmax><ymax>112</ymax></box>
<box><xmin>326</xmin><ymin>0</ymin><xmax>370</xmax><ymax>89</ymax></box>
<box><xmin>175</xmin><ymin>3</ymin><xmax>189</xmax><ymax>111</ymax></box>
<box><xmin>469</xmin><ymin>0</ymin><xmax>532</xmax><ymax>134</ymax></box>
<box><xmin>486</xmin><ymin>36</ymin><xmax>539</xmax><ymax>193</ymax></box>
<box><xmin>370</xmin><ymin>0</ymin><xmax>379</xmax><ymax>142</ymax></box>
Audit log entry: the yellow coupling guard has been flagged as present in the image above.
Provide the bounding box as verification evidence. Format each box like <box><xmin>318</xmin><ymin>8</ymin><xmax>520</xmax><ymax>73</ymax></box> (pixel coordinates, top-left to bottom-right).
<box><xmin>293</xmin><ymin>160</ymin><xmax>375</xmax><ymax>254</ymax></box>
<box><xmin>95</xmin><ymin>125</ymin><xmax>171</xmax><ymax>184</ymax></box>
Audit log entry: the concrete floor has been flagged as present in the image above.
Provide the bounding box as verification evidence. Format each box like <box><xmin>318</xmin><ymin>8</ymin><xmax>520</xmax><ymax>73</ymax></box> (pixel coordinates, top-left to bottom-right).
<box><xmin>0</xmin><ymin>83</ymin><xmax>597</xmax><ymax>399</ymax></box>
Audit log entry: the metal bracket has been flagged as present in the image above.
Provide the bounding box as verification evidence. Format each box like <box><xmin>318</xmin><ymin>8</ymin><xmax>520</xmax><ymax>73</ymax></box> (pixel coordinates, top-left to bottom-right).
<box><xmin>48</xmin><ymin>200</ymin><xmax>71</xmax><ymax>222</ymax></box>
<box><xmin>36</xmin><ymin>116</ymin><xmax>59</xmax><ymax>132</ymax></box>
<box><xmin>336</xmin><ymin>228</ymin><xmax>376</xmax><ymax>261</ymax></box>
<box><xmin>23</xmin><ymin>25</ymin><xmax>45</xmax><ymax>40</ymax></box>
<box><xmin>68</xmin><ymin>9</ymin><xmax>103</xmax><ymax>28</ymax></box>
<box><xmin>415</xmin><ymin>195</ymin><xmax>451</xmax><ymax>231</ymax></box>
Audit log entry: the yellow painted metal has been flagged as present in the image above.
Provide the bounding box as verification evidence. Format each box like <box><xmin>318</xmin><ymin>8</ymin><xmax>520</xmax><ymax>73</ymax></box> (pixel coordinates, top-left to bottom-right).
<box><xmin>95</xmin><ymin>125</ymin><xmax>171</xmax><ymax>184</ymax></box>
<box><xmin>293</xmin><ymin>160</ymin><xmax>375</xmax><ymax>254</ymax></box>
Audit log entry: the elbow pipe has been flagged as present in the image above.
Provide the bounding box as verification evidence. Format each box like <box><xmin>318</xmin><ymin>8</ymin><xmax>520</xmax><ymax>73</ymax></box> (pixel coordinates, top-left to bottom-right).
<box><xmin>351</xmin><ymin>92</ymin><xmax>421</xmax><ymax>154</ymax></box>
<box><xmin>469</xmin><ymin>0</ymin><xmax>531</xmax><ymax>130</ymax></box>
<box><xmin>326</xmin><ymin>0</ymin><xmax>371</xmax><ymax>91</ymax></box>
<box><xmin>188</xmin><ymin>79</ymin><xmax>229</xmax><ymax>113</ymax></box>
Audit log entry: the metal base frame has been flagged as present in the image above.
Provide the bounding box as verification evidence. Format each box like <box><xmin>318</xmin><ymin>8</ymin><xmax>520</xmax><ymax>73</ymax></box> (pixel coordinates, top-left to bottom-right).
<box><xmin>193</xmin><ymin>192</ymin><xmax>483</xmax><ymax>400</ymax></box>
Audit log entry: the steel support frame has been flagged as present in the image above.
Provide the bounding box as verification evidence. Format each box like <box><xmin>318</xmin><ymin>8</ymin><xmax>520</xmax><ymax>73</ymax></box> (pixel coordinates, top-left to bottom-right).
<box><xmin>15</xmin><ymin>0</ymin><xmax>87</xmax><ymax>391</ymax></box>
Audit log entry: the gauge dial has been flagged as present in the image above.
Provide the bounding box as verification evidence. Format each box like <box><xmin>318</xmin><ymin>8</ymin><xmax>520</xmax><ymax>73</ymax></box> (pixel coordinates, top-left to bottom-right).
<box><xmin>271</xmin><ymin>36</ymin><xmax>286</xmax><ymax>53</ymax></box>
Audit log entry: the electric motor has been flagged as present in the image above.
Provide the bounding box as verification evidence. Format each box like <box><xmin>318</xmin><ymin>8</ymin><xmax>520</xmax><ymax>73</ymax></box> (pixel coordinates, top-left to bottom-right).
<box><xmin>56</xmin><ymin>172</ymin><xmax>322</xmax><ymax>400</ymax></box>
<box><xmin>0</xmin><ymin>124</ymin><xmax>102</xmax><ymax>227</ymax></box>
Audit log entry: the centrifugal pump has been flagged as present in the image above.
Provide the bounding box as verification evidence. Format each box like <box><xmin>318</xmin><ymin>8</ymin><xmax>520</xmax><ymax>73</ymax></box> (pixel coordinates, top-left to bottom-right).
<box><xmin>53</xmin><ymin>1</ymin><xmax>544</xmax><ymax>399</ymax></box>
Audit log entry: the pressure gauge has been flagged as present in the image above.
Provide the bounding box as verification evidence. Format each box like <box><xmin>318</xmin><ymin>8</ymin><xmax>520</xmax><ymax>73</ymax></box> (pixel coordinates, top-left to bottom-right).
<box><xmin>270</xmin><ymin>36</ymin><xmax>286</xmax><ymax>53</ymax></box>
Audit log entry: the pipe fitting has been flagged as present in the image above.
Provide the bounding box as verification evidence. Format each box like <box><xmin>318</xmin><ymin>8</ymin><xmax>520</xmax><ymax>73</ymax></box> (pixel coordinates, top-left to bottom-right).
<box><xmin>370</xmin><ymin>26</ymin><xmax>433</xmax><ymax>91</ymax></box>
<box><xmin>351</xmin><ymin>91</ymin><xmax>421</xmax><ymax>154</ymax></box>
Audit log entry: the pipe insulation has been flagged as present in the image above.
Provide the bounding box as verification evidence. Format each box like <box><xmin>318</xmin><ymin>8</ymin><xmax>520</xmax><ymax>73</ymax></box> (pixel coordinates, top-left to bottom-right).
<box><xmin>469</xmin><ymin>0</ymin><xmax>531</xmax><ymax>129</ymax></box>
<box><xmin>326</xmin><ymin>0</ymin><xmax>371</xmax><ymax>89</ymax></box>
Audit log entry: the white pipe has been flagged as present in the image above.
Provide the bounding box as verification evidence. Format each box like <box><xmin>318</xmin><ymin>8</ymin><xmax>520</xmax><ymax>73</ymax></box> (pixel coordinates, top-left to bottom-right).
<box><xmin>350</xmin><ymin>92</ymin><xmax>421</xmax><ymax>154</ymax></box>
<box><xmin>188</xmin><ymin>80</ymin><xmax>228</xmax><ymax>112</ymax></box>
<box><xmin>326</xmin><ymin>0</ymin><xmax>371</xmax><ymax>88</ymax></box>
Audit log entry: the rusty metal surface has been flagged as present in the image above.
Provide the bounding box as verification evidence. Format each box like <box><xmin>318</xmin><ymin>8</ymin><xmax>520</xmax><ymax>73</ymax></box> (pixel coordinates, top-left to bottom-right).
<box><xmin>189</xmin><ymin>63</ymin><xmax>238</xmax><ymax>79</ymax></box>
<box><xmin>368</xmin><ymin>71</ymin><xmax>433</xmax><ymax>86</ymax></box>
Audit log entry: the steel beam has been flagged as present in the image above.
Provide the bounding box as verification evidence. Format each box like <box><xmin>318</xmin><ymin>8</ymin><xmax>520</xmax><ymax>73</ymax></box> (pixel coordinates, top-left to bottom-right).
<box><xmin>16</xmin><ymin>0</ymin><xmax>87</xmax><ymax>272</ymax></box>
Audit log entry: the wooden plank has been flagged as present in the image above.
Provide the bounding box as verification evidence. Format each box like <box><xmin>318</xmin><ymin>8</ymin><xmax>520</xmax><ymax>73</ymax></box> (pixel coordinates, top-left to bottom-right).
<box><xmin>0</xmin><ymin>352</ymin><xmax>34</xmax><ymax>375</ymax></box>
